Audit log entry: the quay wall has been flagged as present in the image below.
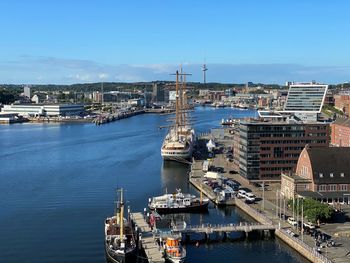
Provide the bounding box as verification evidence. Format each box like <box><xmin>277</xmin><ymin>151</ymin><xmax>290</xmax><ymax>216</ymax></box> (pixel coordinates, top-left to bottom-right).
<box><xmin>275</xmin><ymin>229</ymin><xmax>332</xmax><ymax>263</ymax></box>
<box><xmin>234</xmin><ymin>198</ymin><xmax>273</xmax><ymax>225</ymax></box>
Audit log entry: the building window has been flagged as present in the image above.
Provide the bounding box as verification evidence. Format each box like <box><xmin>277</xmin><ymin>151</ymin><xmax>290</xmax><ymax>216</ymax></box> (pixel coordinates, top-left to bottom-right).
<box><xmin>340</xmin><ymin>184</ymin><xmax>348</xmax><ymax>191</ymax></box>
<box><xmin>341</xmin><ymin>173</ymin><xmax>345</xmax><ymax>177</ymax></box>
<box><xmin>330</xmin><ymin>173</ymin><xmax>334</xmax><ymax>178</ymax></box>
<box><xmin>329</xmin><ymin>184</ymin><xmax>337</xmax><ymax>191</ymax></box>
<box><xmin>318</xmin><ymin>185</ymin><xmax>327</xmax><ymax>192</ymax></box>
<box><xmin>319</xmin><ymin>173</ymin><xmax>323</xmax><ymax>178</ymax></box>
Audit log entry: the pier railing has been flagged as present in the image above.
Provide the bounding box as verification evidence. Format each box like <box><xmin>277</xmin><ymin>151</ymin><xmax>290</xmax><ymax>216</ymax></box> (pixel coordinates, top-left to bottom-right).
<box><xmin>277</xmin><ymin>229</ymin><xmax>333</xmax><ymax>263</ymax></box>
<box><xmin>183</xmin><ymin>222</ymin><xmax>276</xmax><ymax>234</ymax></box>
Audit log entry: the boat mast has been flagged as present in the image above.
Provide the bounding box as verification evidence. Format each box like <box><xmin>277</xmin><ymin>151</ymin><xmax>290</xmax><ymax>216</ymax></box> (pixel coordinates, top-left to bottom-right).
<box><xmin>179</xmin><ymin>66</ymin><xmax>184</xmax><ymax>135</ymax></box>
<box><xmin>175</xmin><ymin>70</ymin><xmax>180</xmax><ymax>140</ymax></box>
<box><xmin>183</xmin><ymin>74</ymin><xmax>187</xmax><ymax>130</ymax></box>
<box><xmin>115</xmin><ymin>191</ymin><xmax>121</xmax><ymax>225</ymax></box>
<box><xmin>119</xmin><ymin>188</ymin><xmax>124</xmax><ymax>242</ymax></box>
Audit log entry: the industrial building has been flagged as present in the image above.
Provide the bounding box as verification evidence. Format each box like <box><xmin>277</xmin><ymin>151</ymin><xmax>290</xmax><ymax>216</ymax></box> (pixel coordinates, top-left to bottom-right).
<box><xmin>1</xmin><ymin>104</ymin><xmax>84</xmax><ymax>117</ymax></box>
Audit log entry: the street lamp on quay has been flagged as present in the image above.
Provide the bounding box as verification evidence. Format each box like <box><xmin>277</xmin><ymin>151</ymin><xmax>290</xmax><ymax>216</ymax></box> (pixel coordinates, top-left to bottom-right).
<box><xmin>301</xmin><ymin>198</ymin><xmax>304</xmax><ymax>242</ymax></box>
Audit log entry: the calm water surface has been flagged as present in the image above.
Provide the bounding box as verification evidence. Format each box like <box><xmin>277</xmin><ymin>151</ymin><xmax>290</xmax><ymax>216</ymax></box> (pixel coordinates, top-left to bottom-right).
<box><xmin>0</xmin><ymin>107</ymin><xmax>306</xmax><ymax>263</ymax></box>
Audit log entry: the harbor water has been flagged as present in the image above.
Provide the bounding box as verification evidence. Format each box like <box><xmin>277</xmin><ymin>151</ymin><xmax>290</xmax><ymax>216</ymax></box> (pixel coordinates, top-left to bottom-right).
<box><xmin>0</xmin><ymin>107</ymin><xmax>307</xmax><ymax>263</ymax></box>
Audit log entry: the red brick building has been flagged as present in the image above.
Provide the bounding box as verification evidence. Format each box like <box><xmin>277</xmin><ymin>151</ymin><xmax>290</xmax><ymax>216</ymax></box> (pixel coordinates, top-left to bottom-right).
<box><xmin>334</xmin><ymin>94</ymin><xmax>350</xmax><ymax>115</ymax></box>
<box><xmin>281</xmin><ymin>146</ymin><xmax>350</xmax><ymax>204</ymax></box>
<box><xmin>330</xmin><ymin>117</ymin><xmax>350</xmax><ymax>147</ymax></box>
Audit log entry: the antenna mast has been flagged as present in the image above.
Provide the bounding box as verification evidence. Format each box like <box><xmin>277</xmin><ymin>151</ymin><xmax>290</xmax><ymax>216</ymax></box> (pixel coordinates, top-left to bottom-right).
<box><xmin>202</xmin><ymin>64</ymin><xmax>208</xmax><ymax>84</ymax></box>
<box><xmin>101</xmin><ymin>82</ymin><xmax>104</xmax><ymax>105</ymax></box>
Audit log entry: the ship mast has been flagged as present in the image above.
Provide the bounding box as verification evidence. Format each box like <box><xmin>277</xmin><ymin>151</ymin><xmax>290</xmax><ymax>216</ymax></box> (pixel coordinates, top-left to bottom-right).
<box><xmin>171</xmin><ymin>68</ymin><xmax>192</xmax><ymax>139</ymax></box>
<box><xmin>119</xmin><ymin>188</ymin><xmax>124</xmax><ymax>246</ymax></box>
<box><xmin>183</xmin><ymin>74</ymin><xmax>187</xmax><ymax>130</ymax></box>
<box><xmin>179</xmin><ymin>66</ymin><xmax>184</xmax><ymax>135</ymax></box>
<box><xmin>175</xmin><ymin>70</ymin><xmax>180</xmax><ymax>140</ymax></box>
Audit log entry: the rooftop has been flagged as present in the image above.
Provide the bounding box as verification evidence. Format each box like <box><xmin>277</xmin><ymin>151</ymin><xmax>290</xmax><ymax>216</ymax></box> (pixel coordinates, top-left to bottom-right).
<box><xmin>306</xmin><ymin>146</ymin><xmax>350</xmax><ymax>184</ymax></box>
<box><xmin>332</xmin><ymin>116</ymin><xmax>350</xmax><ymax>128</ymax></box>
<box><xmin>297</xmin><ymin>191</ymin><xmax>350</xmax><ymax>199</ymax></box>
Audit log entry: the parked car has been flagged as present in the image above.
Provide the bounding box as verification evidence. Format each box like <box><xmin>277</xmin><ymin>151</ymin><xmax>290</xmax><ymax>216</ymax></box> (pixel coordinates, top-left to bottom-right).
<box><xmin>237</xmin><ymin>189</ymin><xmax>247</xmax><ymax>198</ymax></box>
<box><xmin>287</xmin><ymin>217</ymin><xmax>298</xmax><ymax>227</ymax></box>
<box><xmin>286</xmin><ymin>229</ymin><xmax>298</xmax><ymax>237</ymax></box>
<box><xmin>226</xmin><ymin>180</ymin><xmax>239</xmax><ymax>190</ymax></box>
<box><xmin>303</xmin><ymin>221</ymin><xmax>316</xmax><ymax>230</ymax></box>
<box><xmin>232</xmin><ymin>180</ymin><xmax>241</xmax><ymax>186</ymax></box>
<box><xmin>213</xmin><ymin>187</ymin><xmax>222</xmax><ymax>193</ymax></box>
<box><xmin>214</xmin><ymin>167</ymin><xmax>224</xmax><ymax>173</ymax></box>
<box><xmin>244</xmin><ymin>192</ymin><xmax>256</xmax><ymax>203</ymax></box>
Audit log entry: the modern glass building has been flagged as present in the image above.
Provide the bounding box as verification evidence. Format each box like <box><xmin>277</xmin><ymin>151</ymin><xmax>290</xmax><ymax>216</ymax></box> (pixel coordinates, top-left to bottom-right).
<box><xmin>284</xmin><ymin>83</ymin><xmax>328</xmax><ymax>121</ymax></box>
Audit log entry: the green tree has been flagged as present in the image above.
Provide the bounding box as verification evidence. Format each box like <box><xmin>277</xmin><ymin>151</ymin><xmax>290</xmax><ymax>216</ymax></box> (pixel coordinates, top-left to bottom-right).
<box><xmin>288</xmin><ymin>198</ymin><xmax>333</xmax><ymax>224</ymax></box>
<box><xmin>0</xmin><ymin>88</ymin><xmax>19</xmax><ymax>104</ymax></box>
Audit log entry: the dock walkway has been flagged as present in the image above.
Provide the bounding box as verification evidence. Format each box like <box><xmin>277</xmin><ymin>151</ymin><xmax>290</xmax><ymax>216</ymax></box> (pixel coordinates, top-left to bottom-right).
<box><xmin>130</xmin><ymin>212</ymin><xmax>165</xmax><ymax>263</ymax></box>
<box><xmin>183</xmin><ymin>222</ymin><xmax>276</xmax><ymax>234</ymax></box>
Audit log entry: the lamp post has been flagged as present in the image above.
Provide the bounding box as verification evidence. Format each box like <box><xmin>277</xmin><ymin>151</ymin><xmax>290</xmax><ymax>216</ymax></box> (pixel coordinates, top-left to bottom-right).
<box><xmin>262</xmin><ymin>181</ymin><xmax>265</xmax><ymax>211</ymax></box>
<box><xmin>296</xmin><ymin>197</ymin><xmax>299</xmax><ymax>230</ymax></box>
<box><xmin>276</xmin><ymin>190</ymin><xmax>279</xmax><ymax>219</ymax></box>
<box><xmin>283</xmin><ymin>196</ymin><xmax>286</xmax><ymax>220</ymax></box>
<box><xmin>292</xmin><ymin>193</ymin><xmax>295</xmax><ymax>219</ymax></box>
<box><xmin>301</xmin><ymin>199</ymin><xmax>304</xmax><ymax>241</ymax></box>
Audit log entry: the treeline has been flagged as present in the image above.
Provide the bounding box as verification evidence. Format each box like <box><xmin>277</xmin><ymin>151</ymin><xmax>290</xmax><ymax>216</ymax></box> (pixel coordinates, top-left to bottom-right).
<box><xmin>0</xmin><ymin>87</ymin><xmax>21</xmax><ymax>104</ymax></box>
<box><xmin>2</xmin><ymin>81</ymin><xmax>348</xmax><ymax>98</ymax></box>
<box><xmin>0</xmin><ymin>81</ymin><xmax>284</xmax><ymax>93</ymax></box>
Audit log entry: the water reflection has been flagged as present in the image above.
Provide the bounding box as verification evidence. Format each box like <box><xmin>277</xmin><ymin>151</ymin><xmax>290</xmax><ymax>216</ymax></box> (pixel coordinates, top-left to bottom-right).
<box><xmin>160</xmin><ymin>161</ymin><xmax>190</xmax><ymax>193</ymax></box>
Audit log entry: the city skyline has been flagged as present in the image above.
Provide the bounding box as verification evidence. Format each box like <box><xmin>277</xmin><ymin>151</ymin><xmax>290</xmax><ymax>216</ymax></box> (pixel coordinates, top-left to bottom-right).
<box><xmin>1</xmin><ymin>0</ymin><xmax>350</xmax><ymax>84</ymax></box>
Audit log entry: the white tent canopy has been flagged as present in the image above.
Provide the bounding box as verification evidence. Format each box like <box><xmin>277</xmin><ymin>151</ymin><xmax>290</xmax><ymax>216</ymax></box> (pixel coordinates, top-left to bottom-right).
<box><xmin>206</xmin><ymin>139</ymin><xmax>216</xmax><ymax>152</ymax></box>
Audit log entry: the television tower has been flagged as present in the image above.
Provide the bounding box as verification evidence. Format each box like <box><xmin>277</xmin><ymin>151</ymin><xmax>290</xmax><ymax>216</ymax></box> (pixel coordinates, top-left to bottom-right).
<box><xmin>202</xmin><ymin>64</ymin><xmax>208</xmax><ymax>84</ymax></box>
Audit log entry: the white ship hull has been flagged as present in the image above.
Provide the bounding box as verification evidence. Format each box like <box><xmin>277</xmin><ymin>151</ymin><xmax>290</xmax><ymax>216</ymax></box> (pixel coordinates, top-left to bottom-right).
<box><xmin>161</xmin><ymin>145</ymin><xmax>193</xmax><ymax>160</ymax></box>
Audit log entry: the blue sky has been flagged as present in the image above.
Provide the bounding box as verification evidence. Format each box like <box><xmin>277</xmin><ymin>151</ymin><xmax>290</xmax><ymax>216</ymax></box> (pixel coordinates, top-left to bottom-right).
<box><xmin>0</xmin><ymin>0</ymin><xmax>349</xmax><ymax>84</ymax></box>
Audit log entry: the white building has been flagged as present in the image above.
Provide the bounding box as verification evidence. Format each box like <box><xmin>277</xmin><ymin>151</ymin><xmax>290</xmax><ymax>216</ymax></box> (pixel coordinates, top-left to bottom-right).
<box><xmin>1</xmin><ymin>104</ymin><xmax>84</xmax><ymax>117</ymax></box>
<box><xmin>23</xmin><ymin>86</ymin><xmax>31</xmax><ymax>98</ymax></box>
<box><xmin>283</xmin><ymin>83</ymin><xmax>328</xmax><ymax>121</ymax></box>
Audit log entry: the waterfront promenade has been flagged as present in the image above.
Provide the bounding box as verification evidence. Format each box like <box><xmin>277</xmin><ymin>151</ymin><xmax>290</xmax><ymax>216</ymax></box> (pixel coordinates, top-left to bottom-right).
<box><xmin>189</xmin><ymin>128</ymin><xmax>350</xmax><ymax>263</ymax></box>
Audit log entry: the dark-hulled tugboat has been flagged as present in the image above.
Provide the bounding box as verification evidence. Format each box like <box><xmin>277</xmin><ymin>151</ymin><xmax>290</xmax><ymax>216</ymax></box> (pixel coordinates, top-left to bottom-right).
<box><xmin>105</xmin><ymin>188</ymin><xmax>136</xmax><ymax>263</ymax></box>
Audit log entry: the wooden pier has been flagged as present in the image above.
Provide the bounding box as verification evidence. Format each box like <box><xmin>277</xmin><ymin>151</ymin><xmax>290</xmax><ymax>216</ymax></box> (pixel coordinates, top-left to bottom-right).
<box><xmin>130</xmin><ymin>212</ymin><xmax>165</xmax><ymax>263</ymax></box>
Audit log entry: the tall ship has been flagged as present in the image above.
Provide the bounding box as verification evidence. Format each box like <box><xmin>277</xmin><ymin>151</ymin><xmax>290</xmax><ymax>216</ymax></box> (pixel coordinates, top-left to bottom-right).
<box><xmin>104</xmin><ymin>188</ymin><xmax>136</xmax><ymax>263</ymax></box>
<box><xmin>161</xmin><ymin>69</ymin><xmax>196</xmax><ymax>161</ymax></box>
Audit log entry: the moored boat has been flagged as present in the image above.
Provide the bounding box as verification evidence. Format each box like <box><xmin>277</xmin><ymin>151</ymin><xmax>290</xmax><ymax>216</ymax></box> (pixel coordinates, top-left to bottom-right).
<box><xmin>161</xmin><ymin>69</ymin><xmax>195</xmax><ymax>162</ymax></box>
<box><xmin>148</xmin><ymin>189</ymin><xmax>209</xmax><ymax>214</ymax></box>
<box><xmin>104</xmin><ymin>188</ymin><xmax>136</xmax><ymax>263</ymax></box>
<box><xmin>164</xmin><ymin>237</ymin><xmax>186</xmax><ymax>263</ymax></box>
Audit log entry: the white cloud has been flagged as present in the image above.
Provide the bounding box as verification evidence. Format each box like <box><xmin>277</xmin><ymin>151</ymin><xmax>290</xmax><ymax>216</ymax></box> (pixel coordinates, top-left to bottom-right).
<box><xmin>98</xmin><ymin>73</ymin><xmax>109</xmax><ymax>79</ymax></box>
<box><xmin>0</xmin><ymin>56</ymin><xmax>349</xmax><ymax>84</ymax></box>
